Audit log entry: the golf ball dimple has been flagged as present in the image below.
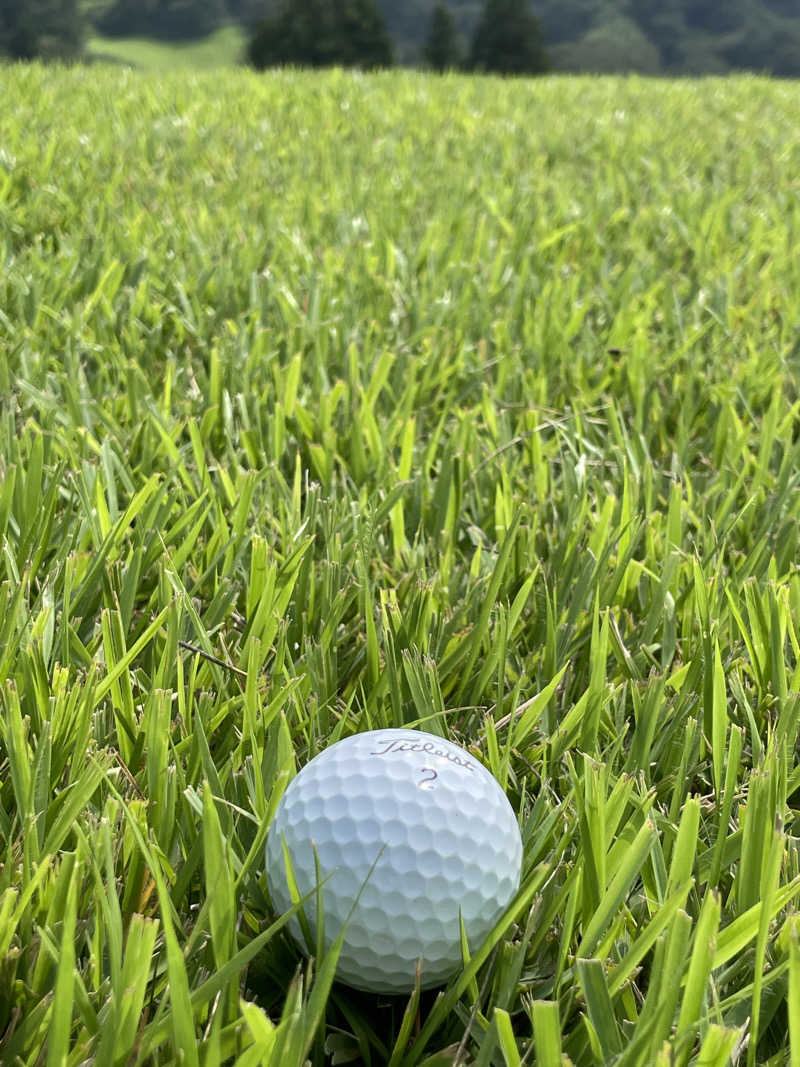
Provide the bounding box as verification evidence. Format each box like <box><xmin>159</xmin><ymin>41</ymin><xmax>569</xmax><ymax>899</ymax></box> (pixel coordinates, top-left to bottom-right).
<box><xmin>265</xmin><ymin>729</ymin><xmax>523</xmax><ymax>994</ymax></box>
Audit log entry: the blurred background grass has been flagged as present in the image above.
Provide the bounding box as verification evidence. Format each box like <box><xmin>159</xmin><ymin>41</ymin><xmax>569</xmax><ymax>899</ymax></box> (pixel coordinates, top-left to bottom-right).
<box><xmin>87</xmin><ymin>25</ymin><xmax>247</xmax><ymax>69</ymax></box>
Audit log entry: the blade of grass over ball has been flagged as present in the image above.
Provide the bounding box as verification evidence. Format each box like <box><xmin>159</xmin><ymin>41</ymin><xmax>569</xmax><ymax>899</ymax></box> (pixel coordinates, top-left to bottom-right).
<box><xmin>387</xmin><ymin>964</ymin><xmax>422</xmax><ymax>1067</ymax></box>
<box><xmin>459</xmin><ymin>909</ymin><xmax>480</xmax><ymax>1003</ymax></box>
<box><xmin>407</xmin><ymin>864</ymin><xmax>549</xmax><ymax>1065</ymax></box>
<box><xmin>280</xmin><ymin>835</ymin><xmax>314</xmax><ymax>953</ymax></box>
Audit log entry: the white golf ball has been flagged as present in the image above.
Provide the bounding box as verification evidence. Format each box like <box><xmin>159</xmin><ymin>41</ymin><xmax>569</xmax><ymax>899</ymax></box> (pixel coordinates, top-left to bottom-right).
<box><xmin>266</xmin><ymin>728</ymin><xmax>523</xmax><ymax>994</ymax></box>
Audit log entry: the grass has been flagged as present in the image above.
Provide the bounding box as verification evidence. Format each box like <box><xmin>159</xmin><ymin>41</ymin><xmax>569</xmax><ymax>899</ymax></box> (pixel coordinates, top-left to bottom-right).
<box><xmin>2</xmin><ymin>62</ymin><xmax>800</xmax><ymax>1064</ymax></box>
<box><xmin>87</xmin><ymin>25</ymin><xmax>247</xmax><ymax>70</ymax></box>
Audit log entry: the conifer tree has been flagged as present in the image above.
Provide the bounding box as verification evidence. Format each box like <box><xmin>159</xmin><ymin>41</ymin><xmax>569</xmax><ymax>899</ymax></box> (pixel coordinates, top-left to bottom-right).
<box><xmin>0</xmin><ymin>0</ymin><xmax>84</xmax><ymax>59</ymax></box>
<box><xmin>249</xmin><ymin>0</ymin><xmax>392</xmax><ymax>69</ymax></box>
<box><xmin>95</xmin><ymin>0</ymin><xmax>227</xmax><ymax>40</ymax></box>
<box><xmin>335</xmin><ymin>0</ymin><xmax>393</xmax><ymax>66</ymax></box>
<box><xmin>470</xmin><ymin>0</ymin><xmax>548</xmax><ymax>74</ymax></box>
<box><xmin>424</xmin><ymin>3</ymin><xmax>461</xmax><ymax>70</ymax></box>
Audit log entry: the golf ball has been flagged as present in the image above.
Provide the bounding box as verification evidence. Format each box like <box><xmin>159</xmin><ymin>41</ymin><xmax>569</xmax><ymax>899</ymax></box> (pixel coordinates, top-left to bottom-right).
<box><xmin>266</xmin><ymin>728</ymin><xmax>523</xmax><ymax>994</ymax></box>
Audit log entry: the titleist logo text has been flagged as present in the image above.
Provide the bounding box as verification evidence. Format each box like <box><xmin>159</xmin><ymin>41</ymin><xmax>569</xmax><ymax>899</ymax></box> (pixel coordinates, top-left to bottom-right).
<box><xmin>369</xmin><ymin>738</ymin><xmax>475</xmax><ymax>772</ymax></box>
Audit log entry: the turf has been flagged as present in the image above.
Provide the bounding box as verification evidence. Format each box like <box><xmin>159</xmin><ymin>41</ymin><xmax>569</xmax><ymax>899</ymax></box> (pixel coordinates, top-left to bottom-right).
<box><xmin>2</xmin><ymin>64</ymin><xmax>800</xmax><ymax>1065</ymax></box>
<box><xmin>87</xmin><ymin>26</ymin><xmax>247</xmax><ymax>71</ymax></box>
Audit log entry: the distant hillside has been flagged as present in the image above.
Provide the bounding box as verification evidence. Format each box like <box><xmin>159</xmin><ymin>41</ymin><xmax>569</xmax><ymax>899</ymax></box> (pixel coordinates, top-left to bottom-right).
<box><xmin>83</xmin><ymin>0</ymin><xmax>800</xmax><ymax>74</ymax></box>
<box><xmin>377</xmin><ymin>0</ymin><xmax>800</xmax><ymax>74</ymax></box>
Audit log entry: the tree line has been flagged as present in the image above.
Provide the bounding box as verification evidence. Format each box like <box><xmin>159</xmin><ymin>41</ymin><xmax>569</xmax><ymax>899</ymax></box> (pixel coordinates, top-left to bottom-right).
<box><xmin>0</xmin><ymin>0</ymin><xmax>548</xmax><ymax>73</ymax></box>
<box><xmin>532</xmin><ymin>0</ymin><xmax>800</xmax><ymax>76</ymax></box>
<box><xmin>2</xmin><ymin>0</ymin><xmax>800</xmax><ymax>76</ymax></box>
<box><xmin>247</xmin><ymin>0</ymin><xmax>547</xmax><ymax>74</ymax></box>
<box><xmin>0</xmin><ymin>0</ymin><xmax>84</xmax><ymax>60</ymax></box>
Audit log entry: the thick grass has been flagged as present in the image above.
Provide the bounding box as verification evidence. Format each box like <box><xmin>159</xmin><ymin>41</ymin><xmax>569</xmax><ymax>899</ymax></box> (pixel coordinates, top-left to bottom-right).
<box><xmin>87</xmin><ymin>26</ymin><xmax>247</xmax><ymax>70</ymax></box>
<box><xmin>2</xmin><ymin>65</ymin><xmax>800</xmax><ymax>1064</ymax></box>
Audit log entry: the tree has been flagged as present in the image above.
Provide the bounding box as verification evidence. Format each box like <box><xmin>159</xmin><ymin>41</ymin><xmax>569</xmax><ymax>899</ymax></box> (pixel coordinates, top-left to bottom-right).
<box><xmin>769</xmin><ymin>26</ymin><xmax>800</xmax><ymax>75</ymax></box>
<box><xmin>470</xmin><ymin>0</ymin><xmax>548</xmax><ymax>73</ymax></box>
<box><xmin>529</xmin><ymin>0</ymin><xmax>602</xmax><ymax>44</ymax></box>
<box><xmin>95</xmin><ymin>0</ymin><xmax>227</xmax><ymax>40</ymax></box>
<box><xmin>681</xmin><ymin>0</ymin><xmax>745</xmax><ymax>33</ymax></box>
<box><xmin>248</xmin><ymin>0</ymin><xmax>392</xmax><ymax>69</ymax></box>
<box><xmin>336</xmin><ymin>0</ymin><xmax>393</xmax><ymax>65</ymax></box>
<box><xmin>721</xmin><ymin>14</ymin><xmax>800</xmax><ymax>74</ymax></box>
<box><xmin>424</xmin><ymin>3</ymin><xmax>461</xmax><ymax>69</ymax></box>
<box><xmin>248</xmin><ymin>0</ymin><xmax>340</xmax><ymax>67</ymax></box>
<box><xmin>223</xmin><ymin>0</ymin><xmax>263</xmax><ymax>24</ymax></box>
<box><xmin>763</xmin><ymin>0</ymin><xmax>800</xmax><ymax>14</ymax></box>
<box><xmin>550</xmin><ymin>16</ymin><xmax>662</xmax><ymax>73</ymax></box>
<box><xmin>627</xmin><ymin>1</ymin><xmax>687</xmax><ymax>67</ymax></box>
<box><xmin>0</xmin><ymin>0</ymin><xmax>85</xmax><ymax>59</ymax></box>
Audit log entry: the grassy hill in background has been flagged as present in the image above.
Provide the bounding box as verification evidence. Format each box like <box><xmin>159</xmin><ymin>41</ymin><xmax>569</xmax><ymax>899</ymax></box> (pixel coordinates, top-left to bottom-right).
<box><xmin>88</xmin><ymin>24</ymin><xmax>246</xmax><ymax>69</ymax></box>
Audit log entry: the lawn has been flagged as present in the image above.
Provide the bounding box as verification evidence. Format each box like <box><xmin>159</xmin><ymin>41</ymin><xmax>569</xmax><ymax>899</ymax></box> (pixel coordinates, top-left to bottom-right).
<box><xmin>87</xmin><ymin>25</ymin><xmax>247</xmax><ymax>70</ymax></box>
<box><xmin>2</xmin><ymin>64</ymin><xmax>800</xmax><ymax>1064</ymax></box>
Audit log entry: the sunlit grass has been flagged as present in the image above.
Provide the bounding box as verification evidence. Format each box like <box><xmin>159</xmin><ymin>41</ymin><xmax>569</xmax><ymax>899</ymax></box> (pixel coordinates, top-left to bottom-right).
<box><xmin>2</xmin><ymin>64</ymin><xmax>800</xmax><ymax>1064</ymax></box>
<box><xmin>87</xmin><ymin>25</ymin><xmax>247</xmax><ymax>70</ymax></box>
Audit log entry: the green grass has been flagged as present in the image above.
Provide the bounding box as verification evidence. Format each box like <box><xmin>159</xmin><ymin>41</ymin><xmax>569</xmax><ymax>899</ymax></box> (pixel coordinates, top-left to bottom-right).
<box><xmin>2</xmin><ymin>63</ymin><xmax>800</xmax><ymax>1064</ymax></box>
<box><xmin>87</xmin><ymin>25</ymin><xmax>247</xmax><ymax>70</ymax></box>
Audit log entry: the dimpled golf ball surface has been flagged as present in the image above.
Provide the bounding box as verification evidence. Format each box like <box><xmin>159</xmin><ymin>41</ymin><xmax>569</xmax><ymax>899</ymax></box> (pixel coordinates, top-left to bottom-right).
<box><xmin>266</xmin><ymin>729</ymin><xmax>523</xmax><ymax>994</ymax></box>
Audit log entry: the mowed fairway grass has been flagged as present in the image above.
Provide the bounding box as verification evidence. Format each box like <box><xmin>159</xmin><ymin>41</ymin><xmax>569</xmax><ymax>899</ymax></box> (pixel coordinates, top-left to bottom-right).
<box><xmin>2</xmin><ymin>64</ymin><xmax>800</xmax><ymax>1065</ymax></box>
<box><xmin>87</xmin><ymin>27</ymin><xmax>247</xmax><ymax>71</ymax></box>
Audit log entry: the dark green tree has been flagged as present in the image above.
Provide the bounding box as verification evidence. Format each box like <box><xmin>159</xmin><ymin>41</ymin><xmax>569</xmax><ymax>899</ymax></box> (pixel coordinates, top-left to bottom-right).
<box><xmin>470</xmin><ymin>0</ymin><xmax>548</xmax><ymax>73</ymax></box>
<box><xmin>763</xmin><ymin>0</ymin><xmax>800</xmax><ymax>14</ymax></box>
<box><xmin>248</xmin><ymin>0</ymin><xmax>392</xmax><ymax>69</ymax></box>
<box><xmin>681</xmin><ymin>0</ymin><xmax>744</xmax><ymax>32</ymax></box>
<box><xmin>248</xmin><ymin>0</ymin><xmax>339</xmax><ymax>67</ymax></box>
<box><xmin>223</xmin><ymin>0</ymin><xmax>263</xmax><ymax>23</ymax></box>
<box><xmin>96</xmin><ymin>0</ymin><xmax>227</xmax><ymax>40</ymax></box>
<box><xmin>769</xmin><ymin>26</ymin><xmax>800</xmax><ymax>75</ymax></box>
<box><xmin>0</xmin><ymin>0</ymin><xmax>85</xmax><ymax>58</ymax></box>
<box><xmin>529</xmin><ymin>0</ymin><xmax>601</xmax><ymax>44</ymax></box>
<box><xmin>424</xmin><ymin>3</ymin><xmax>461</xmax><ymax>69</ymax></box>
<box><xmin>721</xmin><ymin>14</ymin><xmax>800</xmax><ymax>74</ymax></box>
<box><xmin>336</xmin><ymin>0</ymin><xmax>393</xmax><ymax>65</ymax></box>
